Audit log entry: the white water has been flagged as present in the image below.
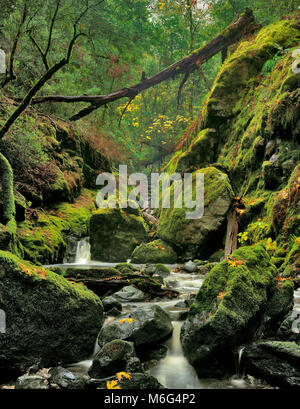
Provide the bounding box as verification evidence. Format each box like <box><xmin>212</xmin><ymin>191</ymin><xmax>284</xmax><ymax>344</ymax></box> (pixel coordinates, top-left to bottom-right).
<box><xmin>56</xmin><ymin>240</ymin><xmax>300</xmax><ymax>389</ymax></box>
<box><xmin>75</xmin><ymin>238</ymin><xmax>91</xmax><ymax>264</ymax></box>
<box><xmin>150</xmin><ymin>321</ymin><xmax>204</xmax><ymax>389</ymax></box>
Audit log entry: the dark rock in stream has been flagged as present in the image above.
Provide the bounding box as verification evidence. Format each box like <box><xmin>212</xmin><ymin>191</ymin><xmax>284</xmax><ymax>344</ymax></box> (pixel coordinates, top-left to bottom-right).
<box><xmin>276</xmin><ymin>311</ymin><xmax>300</xmax><ymax>344</ymax></box>
<box><xmin>49</xmin><ymin>366</ymin><xmax>86</xmax><ymax>389</ymax></box>
<box><xmin>112</xmin><ymin>285</ymin><xmax>146</xmax><ymax>302</ymax></box>
<box><xmin>15</xmin><ymin>374</ymin><xmax>49</xmax><ymax>389</ymax></box>
<box><xmin>97</xmin><ymin>304</ymin><xmax>173</xmax><ymax>348</ymax></box>
<box><xmin>102</xmin><ymin>296</ymin><xmax>122</xmax><ymax>312</ymax></box>
<box><xmin>86</xmin><ymin>373</ymin><xmax>165</xmax><ymax>389</ymax></box>
<box><xmin>88</xmin><ymin>339</ymin><xmax>138</xmax><ymax>378</ymax></box>
<box><xmin>243</xmin><ymin>341</ymin><xmax>300</xmax><ymax>388</ymax></box>
<box><xmin>184</xmin><ymin>261</ymin><xmax>198</xmax><ymax>273</ymax></box>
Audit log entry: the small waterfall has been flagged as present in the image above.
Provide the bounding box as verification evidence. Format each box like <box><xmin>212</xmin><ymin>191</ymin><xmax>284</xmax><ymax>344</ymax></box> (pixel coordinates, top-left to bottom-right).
<box><xmin>151</xmin><ymin>321</ymin><xmax>204</xmax><ymax>389</ymax></box>
<box><xmin>235</xmin><ymin>346</ymin><xmax>245</xmax><ymax>378</ymax></box>
<box><xmin>75</xmin><ymin>238</ymin><xmax>91</xmax><ymax>264</ymax></box>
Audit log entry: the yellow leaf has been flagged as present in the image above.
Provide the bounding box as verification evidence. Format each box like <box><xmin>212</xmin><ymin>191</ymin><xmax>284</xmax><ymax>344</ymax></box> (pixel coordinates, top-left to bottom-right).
<box><xmin>160</xmin><ymin>2</ymin><xmax>165</xmax><ymax>9</ymax></box>
<box><xmin>118</xmin><ymin>318</ymin><xmax>134</xmax><ymax>324</ymax></box>
<box><xmin>107</xmin><ymin>379</ymin><xmax>121</xmax><ymax>389</ymax></box>
<box><xmin>116</xmin><ymin>372</ymin><xmax>131</xmax><ymax>381</ymax></box>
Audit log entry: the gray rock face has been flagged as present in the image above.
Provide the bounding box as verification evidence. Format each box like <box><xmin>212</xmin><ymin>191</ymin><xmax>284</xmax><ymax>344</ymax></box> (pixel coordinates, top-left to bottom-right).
<box><xmin>97</xmin><ymin>304</ymin><xmax>173</xmax><ymax>347</ymax></box>
<box><xmin>130</xmin><ymin>304</ymin><xmax>173</xmax><ymax>346</ymax></box>
<box><xmin>102</xmin><ymin>296</ymin><xmax>122</xmax><ymax>312</ymax></box>
<box><xmin>98</xmin><ymin>319</ymin><xmax>135</xmax><ymax>348</ymax></box>
<box><xmin>88</xmin><ymin>339</ymin><xmax>137</xmax><ymax>379</ymax></box>
<box><xmin>112</xmin><ymin>285</ymin><xmax>145</xmax><ymax>303</ymax></box>
<box><xmin>15</xmin><ymin>374</ymin><xmax>48</xmax><ymax>389</ymax></box>
<box><xmin>243</xmin><ymin>341</ymin><xmax>300</xmax><ymax>388</ymax></box>
<box><xmin>184</xmin><ymin>261</ymin><xmax>198</xmax><ymax>273</ymax></box>
<box><xmin>49</xmin><ymin>366</ymin><xmax>86</xmax><ymax>389</ymax></box>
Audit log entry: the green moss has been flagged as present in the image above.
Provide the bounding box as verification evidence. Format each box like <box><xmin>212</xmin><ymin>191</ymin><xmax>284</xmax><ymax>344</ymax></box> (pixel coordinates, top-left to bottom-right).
<box><xmin>17</xmin><ymin>189</ymin><xmax>96</xmax><ymax>264</ymax></box>
<box><xmin>0</xmin><ymin>250</ymin><xmax>104</xmax><ymax>370</ymax></box>
<box><xmin>131</xmin><ymin>240</ymin><xmax>177</xmax><ymax>264</ymax></box>
<box><xmin>0</xmin><ymin>152</ymin><xmax>16</xmax><ymax>224</ymax></box>
<box><xmin>158</xmin><ymin>167</ymin><xmax>233</xmax><ymax>253</ymax></box>
<box><xmin>90</xmin><ymin>206</ymin><xmax>149</xmax><ymax>262</ymax></box>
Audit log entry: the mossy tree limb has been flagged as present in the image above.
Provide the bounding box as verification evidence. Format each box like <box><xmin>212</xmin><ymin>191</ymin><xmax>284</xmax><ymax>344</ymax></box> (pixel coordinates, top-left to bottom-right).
<box><xmin>0</xmin><ymin>152</ymin><xmax>16</xmax><ymax>224</ymax></box>
<box><xmin>26</xmin><ymin>9</ymin><xmax>259</xmax><ymax>121</ymax></box>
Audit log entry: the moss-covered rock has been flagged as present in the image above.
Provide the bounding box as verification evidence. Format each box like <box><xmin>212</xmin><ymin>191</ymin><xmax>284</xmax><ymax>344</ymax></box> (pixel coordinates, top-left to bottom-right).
<box><xmin>0</xmin><ymin>251</ymin><xmax>104</xmax><ymax>382</ymax></box>
<box><xmin>89</xmin><ymin>206</ymin><xmax>149</xmax><ymax>262</ymax></box>
<box><xmin>131</xmin><ymin>240</ymin><xmax>177</xmax><ymax>264</ymax></box>
<box><xmin>17</xmin><ymin>189</ymin><xmax>97</xmax><ymax>265</ymax></box>
<box><xmin>158</xmin><ymin>167</ymin><xmax>234</xmax><ymax>259</ymax></box>
<box><xmin>180</xmin><ymin>243</ymin><xmax>294</xmax><ymax>376</ymax></box>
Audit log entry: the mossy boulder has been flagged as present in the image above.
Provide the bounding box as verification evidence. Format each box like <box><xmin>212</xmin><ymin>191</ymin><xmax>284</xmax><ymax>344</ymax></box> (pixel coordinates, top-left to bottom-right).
<box><xmin>0</xmin><ymin>251</ymin><xmax>104</xmax><ymax>382</ymax></box>
<box><xmin>180</xmin><ymin>243</ymin><xmax>294</xmax><ymax>376</ymax></box>
<box><xmin>89</xmin><ymin>207</ymin><xmax>149</xmax><ymax>262</ymax></box>
<box><xmin>131</xmin><ymin>240</ymin><xmax>177</xmax><ymax>264</ymax></box>
<box><xmin>158</xmin><ymin>167</ymin><xmax>234</xmax><ymax>259</ymax></box>
<box><xmin>176</xmin><ymin>129</ymin><xmax>218</xmax><ymax>173</ymax></box>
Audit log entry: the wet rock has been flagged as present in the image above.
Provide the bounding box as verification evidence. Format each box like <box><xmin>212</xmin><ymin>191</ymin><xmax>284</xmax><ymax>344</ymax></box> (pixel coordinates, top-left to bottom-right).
<box><xmin>154</xmin><ymin>264</ymin><xmax>170</xmax><ymax>279</ymax></box>
<box><xmin>118</xmin><ymin>372</ymin><xmax>165</xmax><ymax>389</ymax></box>
<box><xmin>276</xmin><ymin>311</ymin><xmax>300</xmax><ymax>345</ymax></box>
<box><xmin>126</xmin><ymin>357</ymin><xmax>144</xmax><ymax>373</ymax></box>
<box><xmin>106</xmin><ymin>307</ymin><xmax>122</xmax><ymax>317</ymax></box>
<box><xmin>15</xmin><ymin>374</ymin><xmax>48</xmax><ymax>389</ymax></box>
<box><xmin>98</xmin><ymin>319</ymin><xmax>135</xmax><ymax>347</ymax></box>
<box><xmin>98</xmin><ymin>305</ymin><xmax>173</xmax><ymax>348</ymax></box>
<box><xmin>137</xmin><ymin>344</ymin><xmax>168</xmax><ymax>362</ymax></box>
<box><xmin>131</xmin><ymin>240</ymin><xmax>177</xmax><ymax>264</ymax></box>
<box><xmin>130</xmin><ymin>304</ymin><xmax>173</xmax><ymax>346</ymax></box>
<box><xmin>88</xmin><ymin>339</ymin><xmax>137</xmax><ymax>379</ymax></box>
<box><xmin>86</xmin><ymin>372</ymin><xmax>165</xmax><ymax>389</ymax></box>
<box><xmin>184</xmin><ymin>261</ymin><xmax>198</xmax><ymax>273</ymax></box>
<box><xmin>102</xmin><ymin>296</ymin><xmax>122</xmax><ymax>312</ymax></box>
<box><xmin>175</xmin><ymin>301</ymin><xmax>188</xmax><ymax>309</ymax></box>
<box><xmin>49</xmin><ymin>366</ymin><xmax>86</xmax><ymax>389</ymax></box>
<box><xmin>243</xmin><ymin>341</ymin><xmax>300</xmax><ymax>388</ymax></box>
<box><xmin>112</xmin><ymin>285</ymin><xmax>145</xmax><ymax>303</ymax></box>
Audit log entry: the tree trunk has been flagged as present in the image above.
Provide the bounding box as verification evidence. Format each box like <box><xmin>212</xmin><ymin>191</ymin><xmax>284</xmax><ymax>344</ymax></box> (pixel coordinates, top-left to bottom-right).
<box><xmin>0</xmin><ymin>153</ymin><xmax>16</xmax><ymax>225</ymax></box>
<box><xmin>225</xmin><ymin>208</ymin><xmax>239</xmax><ymax>257</ymax></box>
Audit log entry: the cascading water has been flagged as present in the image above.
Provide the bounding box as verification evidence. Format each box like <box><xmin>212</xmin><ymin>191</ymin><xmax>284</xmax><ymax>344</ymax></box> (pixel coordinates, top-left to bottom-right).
<box><xmin>75</xmin><ymin>238</ymin><xmax>91</xmax><ymax>264</ymax></box>
<box><xmin>150</xmin><ymin>321</ymin><xmax>204</xmax><ymax>389</ymax></box>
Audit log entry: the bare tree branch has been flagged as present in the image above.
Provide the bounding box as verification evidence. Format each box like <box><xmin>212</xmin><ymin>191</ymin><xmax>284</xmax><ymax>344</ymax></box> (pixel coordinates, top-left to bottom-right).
<box><xmin>25</xmin><ymin>8</ymin><xmax>259</xmax><ymax>121</ymax></box>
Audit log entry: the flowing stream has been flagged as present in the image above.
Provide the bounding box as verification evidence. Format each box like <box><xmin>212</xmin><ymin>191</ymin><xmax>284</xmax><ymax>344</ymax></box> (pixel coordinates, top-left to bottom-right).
<box><xmin>58</xmin><ymin>239</ymin><xmax>299</xmax><ymax>389</ymax></box>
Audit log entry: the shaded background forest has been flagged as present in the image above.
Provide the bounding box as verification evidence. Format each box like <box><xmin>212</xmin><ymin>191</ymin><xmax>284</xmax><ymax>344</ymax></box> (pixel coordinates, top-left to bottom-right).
<box><xmin>0</xmin><ymin>0</ymin><xmax>298</xmax><ymax>172</ymax></box>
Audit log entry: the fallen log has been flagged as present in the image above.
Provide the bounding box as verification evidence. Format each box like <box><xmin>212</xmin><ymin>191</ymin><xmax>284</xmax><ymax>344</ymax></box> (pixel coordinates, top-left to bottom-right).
<box><xmin>67</xmin><ymin>276</ymin><xmax>179</xmax><ymax>299</ymax></box>
<box><xmin>26</xmin><ymin>8</ymin><xmax>259</xmax><ymax>121</ymax></box>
